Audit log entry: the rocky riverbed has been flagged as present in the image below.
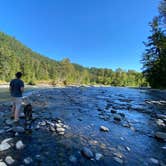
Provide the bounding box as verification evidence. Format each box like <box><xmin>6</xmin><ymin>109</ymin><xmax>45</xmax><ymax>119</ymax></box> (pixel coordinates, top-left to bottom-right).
<box><xmin>0</xmin><ymin>86</ymin><xmax>166</xmax><ymax>165</ymax></box>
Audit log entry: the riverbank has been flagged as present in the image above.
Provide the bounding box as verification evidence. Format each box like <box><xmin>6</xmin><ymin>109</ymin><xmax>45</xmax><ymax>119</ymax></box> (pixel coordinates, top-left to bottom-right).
<box><xmin>0</xmin><ymin>87</ymin><xmax>166</xmax><ymax>165</ymax></box>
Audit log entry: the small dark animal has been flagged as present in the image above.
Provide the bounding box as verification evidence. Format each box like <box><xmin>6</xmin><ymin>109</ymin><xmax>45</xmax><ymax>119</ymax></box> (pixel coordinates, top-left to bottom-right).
<box><xmin>24</xmin><ymin>104</ymin><xmax>33</xmax><ymax>121</ymax></box>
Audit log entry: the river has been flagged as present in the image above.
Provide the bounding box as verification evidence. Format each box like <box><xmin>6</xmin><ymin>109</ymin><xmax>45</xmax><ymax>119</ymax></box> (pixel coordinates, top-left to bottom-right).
<box><xmin>0</xmin><ymin>86</ymin><xmax>166</xmax><ymax>165</ymax></box>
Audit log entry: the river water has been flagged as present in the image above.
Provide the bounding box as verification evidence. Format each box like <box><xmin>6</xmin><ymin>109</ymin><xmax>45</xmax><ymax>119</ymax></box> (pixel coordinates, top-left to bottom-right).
<box><xmin>0</xmin><ymin>86</ymin><xmax>166</xmax><ymax>165</ymax></box>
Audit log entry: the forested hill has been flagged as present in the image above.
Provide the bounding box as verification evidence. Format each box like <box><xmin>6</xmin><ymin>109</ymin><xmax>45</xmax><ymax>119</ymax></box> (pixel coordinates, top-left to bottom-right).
<box><xmin>0</xmin><ymin>31</ymin><xmax>146</xmax><ymax>86</ymax></box>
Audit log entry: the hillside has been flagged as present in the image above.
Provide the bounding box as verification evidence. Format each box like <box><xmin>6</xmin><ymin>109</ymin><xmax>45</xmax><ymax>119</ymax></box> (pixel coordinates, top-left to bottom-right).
<box><xmin>0</xmin><ymin>32</ymin><xmax>146</xmax><ymax>86</ymax></box>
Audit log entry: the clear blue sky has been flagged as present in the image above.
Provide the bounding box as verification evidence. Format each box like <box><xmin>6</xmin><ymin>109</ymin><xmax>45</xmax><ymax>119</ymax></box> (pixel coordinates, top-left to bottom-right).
<box><xmin>0</xmin><ymin>0</ymin><xmax>160</xmax><ymax>71</ymax></box>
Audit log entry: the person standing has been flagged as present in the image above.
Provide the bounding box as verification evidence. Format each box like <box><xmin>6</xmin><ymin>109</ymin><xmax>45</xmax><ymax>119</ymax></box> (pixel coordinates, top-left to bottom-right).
<box><xmin>9</xmin><ymin>72</ymin><xmax>24</xmax><ymax>122</ymax></box>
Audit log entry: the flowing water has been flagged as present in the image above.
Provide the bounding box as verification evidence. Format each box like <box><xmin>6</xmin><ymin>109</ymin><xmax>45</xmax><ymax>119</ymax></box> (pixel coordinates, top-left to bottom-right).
<box><xmin>0</xmin><ymin>87</ymin><xmax>166</xmax><ymax>165</ymax></box>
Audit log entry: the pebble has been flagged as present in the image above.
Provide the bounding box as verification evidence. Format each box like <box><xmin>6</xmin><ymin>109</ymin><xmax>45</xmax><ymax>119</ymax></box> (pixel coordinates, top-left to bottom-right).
<box><xmin>126</xmin><ymin>146</ymin><xmax>131</xmax><ymax>151</ymax></box>
<box><xmin>1</xmin><ymin>138</ymin><xmax>13</xmax><ymax>144</ymax></box>
<box><xmin>69</xmin><ymin>155</ymin><xmax>77</xmax><ymax>163</ymax></box>
<box><xmin>0</xmin><ymin>142</ymin><xmax>11</xmax><ymax>151</ymax></box>
<box><xmin>150</xmin><ymin>158</ymin><xmax>159</xmax><ymax>165</ymax></box>
<box><xmin>24</xmin><ymin>157</ymin><xmax>33</xmax><ymax>165</ymax></box>
<box><xmin>81</xmin><ymin>147</ymin><xmax>94</xmax><ymax>159</ymax></box>
<box><xmin>13</xmin><ymin>126</ymin><xmax>25</xmax><ymax>133</ymax></box>
<box><xmin>111</xmin><ymin>109</ymin><xmax>117</xmax><ymax>113</ymax></box>
<box><xmin>113</xmin><ymin>157</ymin><xmax>123</xmax><ymax>164</ymax></box>
<box><xmin>114</xmin><ymin>114</ymin><xmax>122</xmax><ymax>121</ymax></box>
<box><xmin>56</xmin><ymin>127</ymin><xmax>65</xmax><ymax>132</ymax></box>
<box><xmin>155</xmin><ymin>132</ymin><xmax>166</xmax><ymax>141</ymax></box>
<box><xmin>5</xmin><ymin>119</ymin><xmax>13</xmax><ymax>126</ymax></box>
<box><xmin>0</xmin><ymin>129</ymin><xmax>5</xmax><ymax>134</ymax></box>
<box><xmin>100</xmin><ymin>126</ymin><xmax>109</xmax><ymax>132</ymax></box>
<box><xmin>0</xmin><ymin>162</ymin><xmax>7</xmax><ymax>166</ymax></box>
<box><xmin>95</xmin><ymin>153</ymin><xmax>103</xmax><ymax>160</ymax></box>
<box><xmin>16</xmin><ymin>140</ymin><xmax>24</xmax><ymax>150</ymax></box>
<box><xmin>5</xmin><ymin>156</ymin><xmax>15</xmax><ymax>165</ymax></box>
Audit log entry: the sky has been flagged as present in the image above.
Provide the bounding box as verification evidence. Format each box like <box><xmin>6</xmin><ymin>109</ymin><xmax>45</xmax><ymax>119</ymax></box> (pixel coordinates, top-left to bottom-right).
<box><xmin>0</xmin><ymin>0</ymin><xmax>161</xmax><ymax>71</ymax></box>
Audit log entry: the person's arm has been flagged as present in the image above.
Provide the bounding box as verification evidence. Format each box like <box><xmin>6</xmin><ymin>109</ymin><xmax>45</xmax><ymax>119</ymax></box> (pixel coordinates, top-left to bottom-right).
<box><xmin>21</xmin><ymin>87</ymin><xmax>24</xmax><ymax>92</ymax></box>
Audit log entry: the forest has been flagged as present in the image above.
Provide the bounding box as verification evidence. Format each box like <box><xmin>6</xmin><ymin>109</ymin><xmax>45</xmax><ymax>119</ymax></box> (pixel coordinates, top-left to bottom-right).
<box><xmin>142</xmin><ymin>0</ymin><xmax>166</xmax><ymax>88</ymax></box>
<box><xmin>0</xmin><ymin>31</ymin><xmax>146</xmax><ymax>87</ymax></box>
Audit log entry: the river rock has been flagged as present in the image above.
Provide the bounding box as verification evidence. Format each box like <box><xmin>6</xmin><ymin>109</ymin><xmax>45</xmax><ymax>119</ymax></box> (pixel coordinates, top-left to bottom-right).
<box><xmin>13</xmin><ymin>126</ymin><xmax>25</xmax><ymax>133</ymax></box>
<box><xmin>156</xmin><ymin>119</ymin><xmax>165</xmax><ymax>127</ymax></box>
<box><xmin>0</xmin><ymin>142</ymin><xmax>11</xmax><ymax>151</ymax></box>
<box><xmin>24</xmin><ymin>157</ymin><xmax>33</xmax><ymax>165</ymax></box>
<box><xmin>5</xmin><ymin>119</ymin><xmax>13</xmax><ymax>126</ymax></box>
<box><xmin>95</xmin><ymin>153</ymin><xmax>103</xmax><ymax>160</ymax></box>
<box><xmin>111</xmin><ymin>109</ymin><xmax>117</xmax><ymax>113</ymax></box>
<box><xmin>81</xmin><ymin>147</ymin><xmax>94</xmax><ymax>159</ymax></box>
<box><xmin>0</xmin><ymin>162</ymin><xmax>7</xmax><ymax>166</ymax></box>
<box><xmin>156</xmin><ymin>114</ymin><xmax>166</xmax><ymax>119</ymax></box>
<box><xmin>1</xmin><ymin>138</ymin><xmax>13</xmax><ymax>144</ymax></box>
<box><xmin>56</xmin><ymin>127</ymin><xmax>65</xmax><ymax>132</ymax></box>
<box><xmin>118</xmin><ymin>112</ymin><xmax>125</xmax><ymax>118</ymax></box>
<box><xmin>100</xmin><ymin>126</ymin><xmax>109</xmax><ymax>132</ymax></box>
<box><xmin>113</xmin><ymin>157</ymin><xmax>123</xmax><ymax>164</ymax></box>
<box><xmin>5</xmin><ymin>156</ymin><xmax>15</xmax><ymax>165</ymax></box>
<box><xmin>16</xmin><ymin>140</ymin><xmax>24</xmax><ymax>150</ymax></box>
<box><xmin>0</xmin><ymin>129</ymin><xmax>5</xmax><ymax>134</ymax></box>
<box><xmin>149</xmin><ymin>158</ymin><xmax>159</xmax><ymax>165</ymax></box>
<box><xmin>69</xmin><ymin>155</ymin><xmax>77</xmax><ymax>163</ymax></box>
<box><xmin>155</xmin><ymin>132</ymin><xmax>166</xmax><ymax>141</ymax></box>
<box><xmin>114</xmin><ymin>114</ymin><xmax>122</xmax><ymax>121</ymax></box>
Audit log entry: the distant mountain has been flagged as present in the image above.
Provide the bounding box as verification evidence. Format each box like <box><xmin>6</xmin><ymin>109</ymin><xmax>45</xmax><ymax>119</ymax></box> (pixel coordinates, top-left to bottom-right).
<box><xmin>0</xmin><ymin>32</ymin><xmax>146</xmax><ymax>86</ymax></box>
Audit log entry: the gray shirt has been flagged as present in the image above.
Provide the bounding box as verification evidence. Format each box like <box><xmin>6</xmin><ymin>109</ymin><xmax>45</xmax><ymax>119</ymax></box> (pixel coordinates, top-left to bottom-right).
<box><xmin>10</xmin><ymin>79</ymin><xmax>24</xmax><ymax>97</ymax></box>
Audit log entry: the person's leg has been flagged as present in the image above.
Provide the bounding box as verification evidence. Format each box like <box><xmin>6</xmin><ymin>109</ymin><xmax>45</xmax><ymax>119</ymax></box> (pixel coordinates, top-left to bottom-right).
<box><xmin>11</xmin><ymin>98</ymin><xmax>16</xmax><ymax>119</ymax></box>
<box><xmin>14</xmin><ymin>98</ymin><xmax>22</xmax><ymax>121</ymax></box>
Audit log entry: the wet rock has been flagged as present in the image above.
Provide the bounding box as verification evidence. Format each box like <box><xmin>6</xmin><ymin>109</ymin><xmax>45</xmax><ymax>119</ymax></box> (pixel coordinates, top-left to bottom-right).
<box><xmin>16</xmin><ymin>140</ymin><xmax>24</xmax><ymax>150</ymax></box>
<box><xmin>13</xmin><ymin>126</ymin><xmax>25</xmax><ymax>133</ymax></box>
<box><xmin>24</xmin><ymin>157</ymin><xmax>33</xmax><ymax>165</ymax></box>
<box><xmin>0</xmin><ymin>162</ymin><xmax>7</xmax><ymax>166</ymax></box>
<box><xmin>95</xmin><ymin>153</ymin><xmax>103</xmax><ymax>160</ymax></box>
<box><xmin>0</xmin><ymin>142</ymin><xmax>11</xmax><ymax>151</ymax></box>
<box><xmin>1</xmin><ymin>138</ymin><xmax>13</xmax><ymax>144</ymax></box>
<box><xmin>58</xmin><ymin>132</ymin><xmax>65</xmax><ymax>135</ymax></box>
<box><xmin>111</xmin><ymin>109</ymin><xmax>117</xmax><ymax>113</ymax></box>
<box><xmin>126</xmin><ymin>146</ymin><xmax>131</xmax><ymax>151</ymax></box>
<box><xmin>69</xmin><ymin>155</ymin><xmax>77</xmax><ymax>163</ymax></box>
<box><xmin>118</xmin><ymin>112</ymin><xmax>125</xmax><ymax>118</ymax></box>
<box><xmin>113</xmin><ymin>152</ymin><xmax>123</xmax><ymax>159</ymax></box>
<box><xmin>56</xmin><ymin>127</ymin><xmax>65</xmax><ymax>132</ymax></box>
<box><xmin>123</xmin><ymin>123</ymin><xmax>130</xmax><ymax>128</ymax></box>
<box><xmin>5</xmin><ymin>119</ymin><xmax>13</xmax><ymax>126</ymax></box>
<box><xmin>149</xmin><ymin>158</ymin><xmax>159</xmax><ymax>165</ymax></box>
<box><xmin>50</xmin><ymin>126</ymin><xmax>56</xmax><ymax>132</ymax></box>
<box><xmin>155</xmin><ymin>132</ymin><xmax>166</xmax><ymax>141</ymax></box>
<box><xmin>114</xmin><ymin>114</ymin><xmax>122</xmax><ymax>121</ymax></box>
<box><xmin>0</xmin><ymin>129</ymin><xmax>5</xmax><ymax>134</ymax></box>
<box><xmin>156</xmin><ymin>114</ymin><xmax>166</xmax><ymax>119</ymax></box>
<box><xmin>100</xmin><ymin>126</ymin><xmax>109</xmax><ymax>132</ymax></box>
<box><xmin>156</xmin><ymin>119</ymin><xmax>165</xmax><ymax>127</ymax></box>
<box><xmin>5</xmin><ymin>156</ymin><xmax>15</xmax><ymax>165</ymax></box>
<box><xmin>81</xmin><ymin>147</ymin><xmax>94</xmax><ymax>159</ymax></box>
<box><xmin>113</xmin><ymin>157</ymin><xmax>123</xmax><ymax>164</ymax></box>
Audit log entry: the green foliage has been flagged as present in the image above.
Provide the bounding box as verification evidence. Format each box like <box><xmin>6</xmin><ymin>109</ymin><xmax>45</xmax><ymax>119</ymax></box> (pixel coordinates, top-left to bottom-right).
<box><xmin>0</xmin><ymin>31</ymin><xmax>146</xmax><ymax>87</ymax></box>
<box><xmin>142</xmin><ymin>1</ymin><xmax>166</xmax><ymax>88</ymax></box>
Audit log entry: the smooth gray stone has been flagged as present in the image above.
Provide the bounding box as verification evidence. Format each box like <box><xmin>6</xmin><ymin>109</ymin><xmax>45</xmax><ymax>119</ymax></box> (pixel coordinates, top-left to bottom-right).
<box><xmin>0</xmin><ymin>142</ymin><xmax>11</xmax><ymax>151</ymax></box>
<box><xmin>5</xmin><ymin>156</ymin><xmax>15</xmax><ymax>165</ymax></box>
<box><xmin>100</xmin><ymin>126</ymin><xmax>109</xmax><ymax>132</ymax></box>
<box><xmin>81</xmin><ymin>147</ymin><xmax>94</xmax><ymax>159</ymax></box>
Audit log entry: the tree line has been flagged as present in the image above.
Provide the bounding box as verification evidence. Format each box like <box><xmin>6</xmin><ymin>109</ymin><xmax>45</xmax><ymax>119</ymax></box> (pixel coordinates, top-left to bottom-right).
<box><xmin>142</xmin><ymin>0</ymin><xmax>166</xmax><ymax>88</ymax></box>
<box><xmin>0</xmin><ymin>31</ymin><xmax>146</xmax><ymax>87</ymax></box>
